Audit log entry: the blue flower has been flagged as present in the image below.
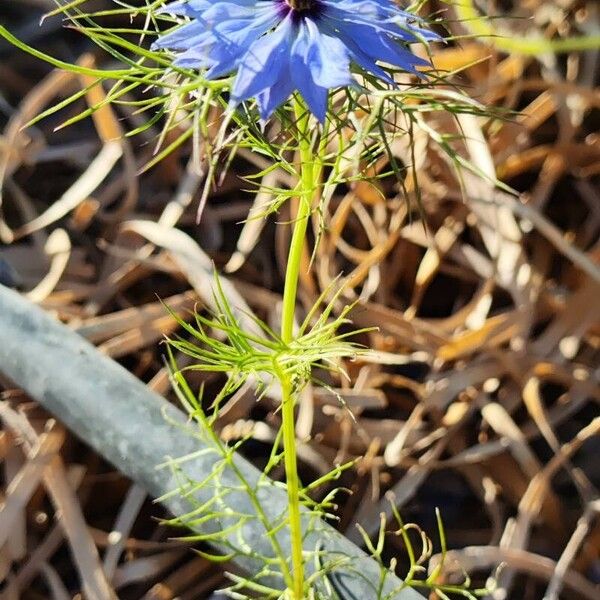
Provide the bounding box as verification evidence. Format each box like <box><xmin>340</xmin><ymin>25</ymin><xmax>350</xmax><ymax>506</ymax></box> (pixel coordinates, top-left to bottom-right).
<box><xmin>153</xmin><ymin>0</ymin><xmax>440</xmax><ymax>122</ymax></box>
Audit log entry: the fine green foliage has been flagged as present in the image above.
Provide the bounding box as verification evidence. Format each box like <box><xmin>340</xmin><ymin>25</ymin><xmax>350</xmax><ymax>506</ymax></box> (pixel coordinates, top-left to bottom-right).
<box><xmin>162</xmin><ymin>287</ymin><xmax>363</xmax><ymax>597</ymax></box>
<box><xmin>165</xmin><ymin>275</ymin><xmax>368</xmax><ymax>412</ymax></box>
<box><xmin>162</xmin><ymin>277</ymin><xmax>495</xmax><ymax>599</ymax></box>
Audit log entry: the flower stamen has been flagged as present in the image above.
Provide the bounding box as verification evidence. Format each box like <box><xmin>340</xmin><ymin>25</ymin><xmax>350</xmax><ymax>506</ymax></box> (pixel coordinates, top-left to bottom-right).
<box><xmin>286</xmin><ymin>0</ymin><xmax>314</xmax><ymax>12</ymax></box>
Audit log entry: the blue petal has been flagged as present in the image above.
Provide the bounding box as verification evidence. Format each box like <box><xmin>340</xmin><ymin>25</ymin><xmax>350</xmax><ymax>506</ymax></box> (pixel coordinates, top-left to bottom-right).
<box><xmin>294</xmin><ymin>75</ymin><xmax>329</xmax><ymax>123</ymax></box>
<box><xmin>163</xmin><ymin>2</ymin><xmax>280</xmax><ymax>77</ymax></box>
<box><xmin>172</xmin><ymin>47</ymin><xmax>213</xmax><ymax>69</ymax></box>
<box><xmin>211</xmin><ymin>6</ymin><xmax>280</xmax><ymax>47</ymax></box>
<box><xmin>201</xmin><ymin>2</ymin><xmax>259</xmax><ymax>23</ymax></box>
<box><xmin>157</xmin><ymin>0</ymin><xmax>211</xmax><ymax>17</ymax></box>
<box><xmin>231</xmin><ymin>16</ymin><xmax>294</xmax><ymax>101</ymax></box>
<box><xmin>330</xmin><ymin>19</ymin><xmax>429</xmax><ymax>74</ymax></box>
<box><xmin>297</xmin><ymin>18</ymin><xmax>353</xmax><ymax>88</ymax></box>
<box><xmin>290</xmin><ymin>29</ymin><xmax>329</xmax><ymax>122</ymax></box>
<box><xmin>151</xmin><ymin>21</ymin><xmax>209</xmax><ymax>50</ymax></box>
<box><xmin>323</xmin><ymin>2</ymin><xmax>428</xmax><ymax>43</ymax></box>
<box><xmin>202</xmin><ymin>7</ymin><xmax>281</xmax><ymax>78</ymax></box>
<box><xmin>255</xmin><ymin>70</ymin><xmax>295</xmax><ymax>120</ymax></box>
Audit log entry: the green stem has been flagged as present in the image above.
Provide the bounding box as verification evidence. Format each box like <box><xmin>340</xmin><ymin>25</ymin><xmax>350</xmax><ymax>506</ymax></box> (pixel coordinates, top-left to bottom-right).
<box><xmin>280</xmin><ymin>373</ymin><xmax>305</xmax><ymax>599</ymax></box>
<box><xmin>279</xmin><ymin>97</ymin><xmax>314</xmax><ymax>600</ymax></box>
<box><xmin>281</xmin><ymin>104</ymin><xmax>313</xmax><ymax>344</ymax></box>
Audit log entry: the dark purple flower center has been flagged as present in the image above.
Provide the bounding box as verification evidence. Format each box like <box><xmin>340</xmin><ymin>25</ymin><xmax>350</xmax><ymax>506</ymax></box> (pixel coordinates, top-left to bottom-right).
<box><xmin>278</xmin><ymin>0</ymin><xmax>324</xmax><ymax>22</ymax></box>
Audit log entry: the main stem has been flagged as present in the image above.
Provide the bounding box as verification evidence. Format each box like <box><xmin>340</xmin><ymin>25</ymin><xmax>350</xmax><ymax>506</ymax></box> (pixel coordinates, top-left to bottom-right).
<box><xmin>279</xmin><ymin>98</ymin><xmax>314</xmax><ymax>600</ymax></box>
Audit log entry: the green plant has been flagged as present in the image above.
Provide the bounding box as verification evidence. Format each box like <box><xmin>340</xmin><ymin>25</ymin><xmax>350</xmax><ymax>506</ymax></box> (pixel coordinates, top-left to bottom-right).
<box><xmin>1</xmin><ymin>1</ymin><xmax>504</xmax><ymax>597</ymax></box>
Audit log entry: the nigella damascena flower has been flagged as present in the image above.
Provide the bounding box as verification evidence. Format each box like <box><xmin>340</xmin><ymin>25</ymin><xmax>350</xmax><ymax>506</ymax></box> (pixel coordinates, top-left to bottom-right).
<box><xmin>153</xmin><ymin>0</ymin><xmax>440</xmax><ymax>122</ymax></box>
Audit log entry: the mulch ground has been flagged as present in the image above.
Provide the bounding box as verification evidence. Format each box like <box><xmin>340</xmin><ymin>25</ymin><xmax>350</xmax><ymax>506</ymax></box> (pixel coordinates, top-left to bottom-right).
<box><xmin>0</xmin><ymin>1</ymin><xmax>599</xmax><ymax>598</ymax></box>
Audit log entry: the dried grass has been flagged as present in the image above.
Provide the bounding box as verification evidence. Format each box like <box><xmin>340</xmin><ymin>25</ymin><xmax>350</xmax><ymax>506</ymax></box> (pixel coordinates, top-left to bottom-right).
<box><xmin>0</xmin><ymin>0</ymin><xmax>598</xmax><ymax>598</ymax></box>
